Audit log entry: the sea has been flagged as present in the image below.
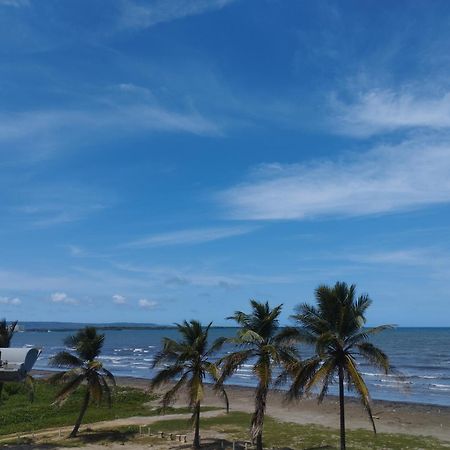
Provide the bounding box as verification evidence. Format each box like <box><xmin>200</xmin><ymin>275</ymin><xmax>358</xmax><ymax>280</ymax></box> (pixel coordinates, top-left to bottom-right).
<box><xmin>10</xmin><ymin>325</ymin><xmax>450</xmax><ymax>407</ymax></box>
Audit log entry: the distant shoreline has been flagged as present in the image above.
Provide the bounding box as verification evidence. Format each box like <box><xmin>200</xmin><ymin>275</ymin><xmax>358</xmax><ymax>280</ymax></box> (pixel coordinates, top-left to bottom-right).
<box><xmin>19</xmin><ymin>324</ymin><xmax>450</xmax><ymax>332</ymax></box>
<box><xmin>23</xmin><ymin>325</ymin><xmax>240</xmax><ymax>332</ymax></box>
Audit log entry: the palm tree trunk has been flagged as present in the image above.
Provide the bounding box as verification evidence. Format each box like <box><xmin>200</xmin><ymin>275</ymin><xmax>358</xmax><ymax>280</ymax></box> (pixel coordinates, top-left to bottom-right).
<box><xmin>338</xmin><ymin>364</ymin><xmax>346</xmax><ymax>450</ymax></box>
<box><xmin>193</xmin><ymin>401</ymin><xmax>201</xmax><ymax>449</ymax></box>
<box><xmin>69</xmin><ymin>388</ymin><xmax>90</xmax><ymax>438</ymax></box>
<box><xmin>252</xmin><ymin>384</ymin><xmax>267</xmax><ymax>450</ymax></box>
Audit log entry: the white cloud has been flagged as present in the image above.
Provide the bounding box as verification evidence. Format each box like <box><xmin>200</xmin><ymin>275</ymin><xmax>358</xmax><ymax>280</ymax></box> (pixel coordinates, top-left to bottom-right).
<box><xmin>218</xmin><ymin>137</ymin><xmax>450</xmax><ymax>220</ymax></box>
<box><xmin>112</xmin><ymin>294</ymin><xmax>126</xmax><ymax>304</ymax></box>
<box><xmin>332</xmin><ymin>90</ymin><xmax>450</xmax><ymax>137</ymax></box>
<box><xmin>50</xmin><ymin>292</ymin><xmax>77</xmax><ymax>305</ymax></box>
<box><xmin>125</xmin><ymin>226</ymin><xmax>256</xmax><ymax>248</ymax></box>
<box><xmin>120</xmin><ymin>0</ymin><xmax>237</xmax><ymax>30</ymax></box>
<box><xmin>0</xmin><ymin>296</ymin><xmax>21</xmax><ymax>305</ymax></box>
<box><xmin>138</xmin><ymin>298</ymin><xmax>158</xmax><ymax>309</ymax></box>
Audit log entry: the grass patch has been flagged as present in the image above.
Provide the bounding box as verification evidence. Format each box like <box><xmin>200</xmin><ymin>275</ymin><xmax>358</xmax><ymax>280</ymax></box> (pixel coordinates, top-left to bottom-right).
<box><xmin>150</xmin><ymin>411</ymin><xmax>450</xmax><ymax>450</ymax></box>
<box><xmin>0</xmin><ymin>379</ymin><xmax>215</xmax><ymax>437</ymax></box>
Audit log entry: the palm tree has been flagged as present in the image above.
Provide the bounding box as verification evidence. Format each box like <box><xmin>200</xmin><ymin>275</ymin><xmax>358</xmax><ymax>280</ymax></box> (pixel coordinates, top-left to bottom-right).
<box><xmin>287</xmin><ymin>282</ymin><xmax>394</xmax><ymax>450</ymax></box>
<box><xmin>49</xmin><ymin>327</ymin><xmax>116</xmax><ymax>438</ymax></box>
<box><xmin>0</xmin><ymin>319</ymin><xmax>18</xmax><ymax>400</ymax></box>
<box><xmin>151</xmin><ymin>320</ymin><xmax>228</xmax><ymax>449</ymax></box>
<box><xmin>218</xmin><ymin>300</ymin><xmax>299</xmax><ymax>450</ymax></box>
<box><xmin>0</xmin><ymin>319</ymin><xmax>17</xmax><ymax>348</ymax></box>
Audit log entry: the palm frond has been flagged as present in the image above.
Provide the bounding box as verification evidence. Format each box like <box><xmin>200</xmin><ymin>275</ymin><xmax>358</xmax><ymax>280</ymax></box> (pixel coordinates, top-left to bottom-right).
<box><xmin>101</xmin><ymin>367</ymin><xmax>116</xmax><ymax>387</ymax></box>
<box><xmin>150</xmin><ymin>364</ymin><xmax>185</xmax><ymax>389</ymax></box>
<box><xmin>53</xmin><ymin>374</ymin><xmax>85</xmax><ymax>406</ymax></box>
<box><xmin>304</xmin><ymin>358</ymin><xmax>336</xmax><ymax>399</ymax></box>
<box><xmin>100</xmin><ymin>376</ymin><xmax>112</xmax><ymax>407</ymax></box>
<box><xmin>356</xmin><ymin>342</ymin><xmax>391</xmax><ymax>374</ymax></box>
<box><xmin>346</xmin><ymin>325</ymin><xmax>395</xmax><ymax>346</ymax></box>
<box><xmin>345</xmin><ymin>355</ymin><xmax>376</xmax><ymax>433</ymax></box>
<box><xmin>88</xmin><ymin>374</ymin><xmax>103</xmax><ymax>404</ymax></box>
<box><xmin>48</xmin><ymin>368</ymin><xmax>84</xmax><ymax>384</ymax></box>
<box><xmin>49</xmin><ymin>352</ymin><xmax>83</xmax><ymax>368</ymax></box>
<box><xmin>218</xmin><ymin>349</ymin><xmax>254</xmax><ymax>382</ymax></box>
<box><xmin>160</xmin><ymin>371</ymin><xmax>189</xmax><ymax>410</ymax></box>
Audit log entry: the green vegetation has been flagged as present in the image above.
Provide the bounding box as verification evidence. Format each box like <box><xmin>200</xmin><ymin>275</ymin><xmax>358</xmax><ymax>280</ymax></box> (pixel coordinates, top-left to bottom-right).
<box><xmin>149</xmin><ymin>411</ymin><xmax>450</xmax><ymax>450</ymax></box>
<box><xmin>151</xmin><ymin>320</ymin><xmax>229</xmax><ymax>449</ymax></box>
<box><xmin>0</xmin><ymin>379</ymin><xmax>159</xmax><ymax>437</ymax></box>
<box><xmin>219</xmin><ymin>300</ymin><xmax>299</xmax><ymax>450</ymax></box>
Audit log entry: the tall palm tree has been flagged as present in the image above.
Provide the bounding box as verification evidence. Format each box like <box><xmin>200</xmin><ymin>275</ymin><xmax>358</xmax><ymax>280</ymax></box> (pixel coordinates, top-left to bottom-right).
<box><xmin>49</xmin><ymin>327</ymin><xmax>116</xmax><ymax>438</ymax></box>
<box><xmin>151</xmin><ymin>320</ymin><xmax>228</xmax><ymax>449</ymax></box>
<box><xmin>218</xmin><ymin>300</ymin><xmax>299</xmax><ymax>450</ymax></box>
<box><xmin>0</xmin><ymin>319</ymin><xmax>18</xmax><ymax>400</ymax></box>
<box><xmin>287</xmin><ymin>282</ymin><xmax>394</xmax><ymax>450</ymax></box>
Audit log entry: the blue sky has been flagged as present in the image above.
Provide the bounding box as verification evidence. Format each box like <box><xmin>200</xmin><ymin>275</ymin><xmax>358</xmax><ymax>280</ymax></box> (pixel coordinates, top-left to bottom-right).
<box><xmin>1</xmin><ymin>0</ymin><xmax>450</xmax><ymax>326</ymax></box>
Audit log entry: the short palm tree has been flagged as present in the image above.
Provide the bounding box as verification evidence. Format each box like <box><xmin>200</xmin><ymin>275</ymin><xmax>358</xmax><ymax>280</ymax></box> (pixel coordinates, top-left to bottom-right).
<box><xmin>287</xmin><ymin>282</ymin><xmax>394</xmax><ymax>450</ymax></box>
<box><xmin>0</xmin><ymin>319</ymin><xmax>17</xmax><ymax>348</ymax></box>
<box><xmin>49</xmin><ymin>327</ymin><xmax>116</xmax><ymax>438</ymax></box>
<box><xmin>0</xmin><ymin>319</ymin><xmax>18</xmax><ymax>400</ymax></box>
<box><xmin>218</xmin><ymin>300</ymin><xmax>299</xmax><ymax>450</ymax></box>
<box><xmin>151</xmin><ymin>320</ymin><xmax>228</xmax><ymax>449</ymax></box>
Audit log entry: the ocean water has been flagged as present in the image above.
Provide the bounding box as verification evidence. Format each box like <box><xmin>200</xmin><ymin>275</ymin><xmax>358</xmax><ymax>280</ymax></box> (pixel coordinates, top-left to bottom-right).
<box><xmin>11</xmin><ymin>327</ymin><xmax>450</xmax><ymax>407</ymax></box>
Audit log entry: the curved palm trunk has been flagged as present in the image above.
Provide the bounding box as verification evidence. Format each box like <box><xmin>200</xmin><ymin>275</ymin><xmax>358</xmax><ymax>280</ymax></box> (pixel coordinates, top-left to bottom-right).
<box><xmin>193</xmin><ymin>401</ymin><xmax>201</xmax><ymax>449</ymax></box>
<box><xmin>70</xmin><ymin>388</ymin><xmax>90</xmax><ymax>438</ymax></box>
<box><xmin>338</xmin><ymin>365</ymin><xmax>346</xmax><ymax>450</ymax></box>
<box><xmin>252</xmin><ymin>384</ymin><xmax>268</xmax><ymax>450</ymax></box>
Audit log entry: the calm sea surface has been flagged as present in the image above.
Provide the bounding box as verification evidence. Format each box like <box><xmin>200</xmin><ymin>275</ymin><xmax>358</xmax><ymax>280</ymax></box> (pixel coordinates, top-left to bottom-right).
<box><xmin>12</xmin><ymin>327</ymin><xmax>450</xmax><ymax>407</ymax></box>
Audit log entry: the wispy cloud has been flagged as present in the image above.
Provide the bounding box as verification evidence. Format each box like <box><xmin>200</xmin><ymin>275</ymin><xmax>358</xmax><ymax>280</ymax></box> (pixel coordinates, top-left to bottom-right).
<box><xmin>0</xmin><ymin>296</ymin><xmax>21</xmax><ymax>305</ymax></box>
<box><xmin>13</xmin><ymin>186</ymin><xmax>110</xmax><ymax>227</ymax></box>
<box><xmin>0</xmin><ymin>85</ymin><xmax>220</xmax><ymax>164</ymax></box>
<box><xmin>331</xmin><ymin>89</ymin><xmax>450</xmax><ymax>137</ymax></box>
<box><xmin>116</xmin><ymin>263</ymin><xmax>297</xmax><ymax>288</ymax></box>
<box><xmin>50</xmin><ymin>292</ymin><xmax>78</xmax><ymax>305</ymax></box>
<box><xmin>347</xmin><ymin>249</ymin><xmax>428</xmax><ymax>266</ymax></box>
<box><xmin>124</xmin><ymin>226</ymin><xmax>256</xmax><ymax>248</ymax></box>
<box><xmin>218</xmin><ymin>137</ymin><xmax>450</xmax><ymax>220</ymax></box>
<box><xmin>0</xmin><ymin>0</ymin><xmax>29</xmax><ymax>7</ymax></box>
<box><xmin>120</xmin><ymin>0</ymin><xmax>237</xmax><ymax>30</ymax></box>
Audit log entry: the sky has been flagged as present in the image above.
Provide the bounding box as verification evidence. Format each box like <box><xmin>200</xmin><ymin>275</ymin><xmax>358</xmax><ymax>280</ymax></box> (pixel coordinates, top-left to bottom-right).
<box><xmin>1</xmin><ymin>0</ymin><xmax>450</xmax><ymax>326</ymax></box>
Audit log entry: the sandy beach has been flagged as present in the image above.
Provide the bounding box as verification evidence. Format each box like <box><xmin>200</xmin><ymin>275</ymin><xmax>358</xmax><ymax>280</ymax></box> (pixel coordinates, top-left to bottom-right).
<box><xmin>117</xmin><ymin>376</ymin><xmax>450</xmax><ymax>442</ymax></box>
<box><xmin>31</xmin><ymin>370</ymin><xmax>450</xmax><ymax>443</ymax></box>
